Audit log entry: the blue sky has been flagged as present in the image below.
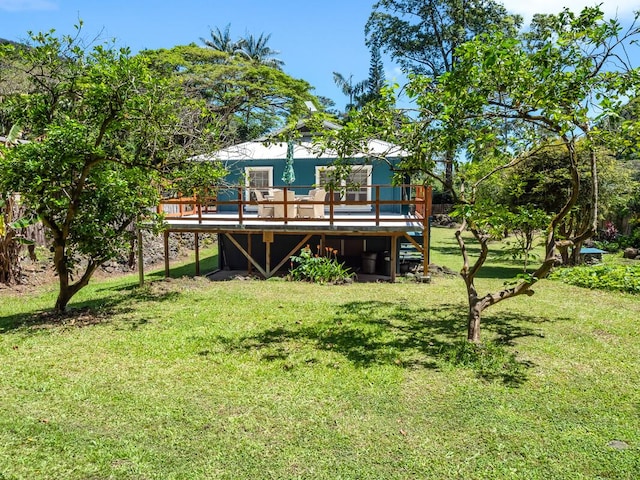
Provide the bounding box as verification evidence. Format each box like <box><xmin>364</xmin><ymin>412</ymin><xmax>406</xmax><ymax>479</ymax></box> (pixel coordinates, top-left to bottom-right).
<box><xmin>1</xmin><ymin>0</ymin><xmax>638</xmax><ymax>111</ymax></box>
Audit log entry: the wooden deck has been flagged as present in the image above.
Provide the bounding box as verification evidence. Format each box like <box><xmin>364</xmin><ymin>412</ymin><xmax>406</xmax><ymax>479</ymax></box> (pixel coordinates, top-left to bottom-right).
<box><xmin>151</xmin><ymin>185</ymin><xmax>432</xmax><ymax>280</ymax></box>
<box><xmin>162</xmin><ymin>212</ymin><xmax>424</xmax><ymax>232</ymax></box>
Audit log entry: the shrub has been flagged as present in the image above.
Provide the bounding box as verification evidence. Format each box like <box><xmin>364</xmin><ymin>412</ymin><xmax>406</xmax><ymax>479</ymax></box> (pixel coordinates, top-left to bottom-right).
<box><xmin>600</xmin><ymin>221</ymin><xmax>619</xmax><ymax>242</ymax></box>
<box><xmin>618</xmin><ymin>228</ymin><xmax>640</xmax><ymax>249</ymax></box>
<box><xmin>549</xmin><ymin>264</ymin><xmax>640</xmax><ymax>294</ymax></box>
<box><xmin>593</xmin><ymin>240</ymin><xmax>620</xmax><ymax>252</ymax></box>
<box><xmin>289</xmin><ymin>245</ymin><xmax>354</xmax><ymax>284</ymax></box>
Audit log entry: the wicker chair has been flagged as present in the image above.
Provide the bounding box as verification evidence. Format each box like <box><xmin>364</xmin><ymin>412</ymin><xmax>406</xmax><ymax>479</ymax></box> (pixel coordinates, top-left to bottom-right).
<box><xmin>297</xmin><ymin>188</ymin><xmax>326</xmax><ymax>219</ymax></box>
<box><xmin>254</xmin><ymin>189</ymin><xmax>274</xmax><ymax>218</ymax></box>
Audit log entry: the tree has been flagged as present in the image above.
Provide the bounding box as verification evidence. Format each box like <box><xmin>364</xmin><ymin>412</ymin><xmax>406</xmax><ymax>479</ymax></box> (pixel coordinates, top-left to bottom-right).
<box><xmin>366</xmin><ymin>0</ymin><xmax>521</xmax><ymax>76</ymax></box>
<box><xmin>201</xmin><ymin>26</ymin><xmax>284</xmax><ymax>70</ymax></box>
<box><xmin>330</xmin><ymin>7</ymin><xmax>640</xmax><ymax>342</ymax></box>
<box><xmin>237</xmin><ymin>33</ymin><xmax>284</xmax><ymax>70</ymax></box>
<box><xmin>366</xmin><ymin>0</ymin><xmax>522</xmax><ymax>193</ymax></box>
<box><xmin>200</xmin><ymin>24</ymin><xmax>240</xmax><ymax>55</ymax></box>
<box><xmin>145</xmin><ymin>45</ymin><xmax>315</xmax><ymax>143</ymax></box>
<box><xmin>0</xmin><ymin>27</ymin><xmax>216</xmax><ymax>313</ymax></box>
<box><xmin>0</xmin><ymin>125</ymin><xmax>39</xmax><ymax>285</ymax></box>
<box><xmin>332</xmin><ymin>72</ymin><xmax>367</xmax><ymax>113</ymax></box>
<box><xmin>361</xmin><ymin>41</ymin><xmax>386</xmax><ymax>105</ymax></box>
<box><xmin>332</xmin><ymin>43</ymin><xmax>387</xmax><ymax>116</ymax></box>
<box><xmin>496</xmin><ymin>141</ymin><xmax>635</xmax><ymax>264</ymax></box>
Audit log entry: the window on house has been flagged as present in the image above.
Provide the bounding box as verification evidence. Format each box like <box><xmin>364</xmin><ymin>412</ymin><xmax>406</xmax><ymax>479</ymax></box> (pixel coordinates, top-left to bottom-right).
<box><xmin>315</xmin><ymin>165</ymin><xmax>372</xmax><ymax>211</ymax></box>
<box><xmin>245</xmin><ymin>167</ymin><xmax>273</xmax><ymax>207</ymax></box>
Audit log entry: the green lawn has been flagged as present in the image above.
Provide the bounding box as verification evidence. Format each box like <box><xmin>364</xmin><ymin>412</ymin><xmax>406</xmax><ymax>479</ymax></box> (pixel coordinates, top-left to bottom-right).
<box><xmin>0</xmin><ymin>228</ymin><xmax>639</xmax><ymax>479</ymax></box>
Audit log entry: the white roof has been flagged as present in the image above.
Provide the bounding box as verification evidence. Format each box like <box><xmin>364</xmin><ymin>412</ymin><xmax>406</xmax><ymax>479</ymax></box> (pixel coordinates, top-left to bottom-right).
<box><xmin>201</xmin><ymin>138</ymin><xmax>410</xmax><ymax>162</ymax></box>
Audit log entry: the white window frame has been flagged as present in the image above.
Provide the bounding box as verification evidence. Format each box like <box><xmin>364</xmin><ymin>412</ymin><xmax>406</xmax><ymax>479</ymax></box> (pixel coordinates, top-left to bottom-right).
<box><xmin>315</xmin><ymin>165</ymin><xmax>373</xmax><ymax>211</ymax></box>
<box><xmin>244</xmin><ymin>166</ymin><xmax>273</xmax><ymax>210</ymax></box>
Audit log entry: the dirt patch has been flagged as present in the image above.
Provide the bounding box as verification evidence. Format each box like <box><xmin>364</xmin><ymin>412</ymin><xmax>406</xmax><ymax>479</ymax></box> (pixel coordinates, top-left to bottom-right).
<box><xmin>9</xmin><ymin>306</ymin><xmax>112</xmax><ymax>331</ymax></box>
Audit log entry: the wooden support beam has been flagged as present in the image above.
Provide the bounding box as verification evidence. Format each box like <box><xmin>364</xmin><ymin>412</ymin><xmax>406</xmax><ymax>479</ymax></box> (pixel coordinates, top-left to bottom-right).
<box><xmin>194</xmin><ymin>232</ymin><xmax>200</xmax><ymax>276</ymax></box>
<box><xmin>266</xmin><ymin>241</ymin><xmax>271</xmax><ymax>276</ymax></box>
<box><xmin>424</xmin><ymin>186</ymin><xmax>432</xmax><ymax>275</ymax></box>
<box><xmin>164</xmin><ymin>230</ymin><xmax>170</xmax><ymax>278</ymax></box>
<box><xmin>390</xmin><ymin>234</ymin><xmax>398</xmax><ymax>282</ymax></box>
<box><xmin>402</xmin><ymin>232</ymin><xmax>424</xmax><ymax>254</ymax></box>
<box><xmin>247</xmin><ymin>233</ymin><xmax>252</xmax><ymax>274</ymax></box>
<box><xmin>137</xmin><ymin>228</ymin><xmax>144</xmax><ymax>287</ymax></box>
<box><xmin>270</xmin><ymin>234</ymin><xmax>313</xmax><ymax>275</ymax></box>
<box><xmin>263</xmin><ymin>231</ymin><xmax>274</xmax><ymax>276</ymax></box>
<box><xmin>224</xmin><ymin>233</ymin><xmax>268</xmax><ymax>278</ymax></box>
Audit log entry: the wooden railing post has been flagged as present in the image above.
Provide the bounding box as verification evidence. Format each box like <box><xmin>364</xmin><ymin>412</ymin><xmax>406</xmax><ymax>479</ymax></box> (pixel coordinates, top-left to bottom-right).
<box><xmin>375</xmin><ymin>185</ymin><xmax>381</xmax><ymax>226</ymax></box>
<box><xmin>238</xmin><ymin>187</ymin><xmax>244</xmax><ymax>225</ymax></box>
<box><xmin>283</xmin><ymin>187</ymin><xmax>289</xmax><ymax>224</ymax></box>
<box><xmin>329</xmin><ymin>187</ymin><xmax>334</xmax><ymax>225</ymax></box>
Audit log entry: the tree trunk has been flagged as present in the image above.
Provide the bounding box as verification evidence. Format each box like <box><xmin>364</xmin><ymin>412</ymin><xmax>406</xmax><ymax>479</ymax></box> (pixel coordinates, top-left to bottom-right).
<box><xmin>54</xmin><ymin>263</ymin><xmax>98</xmax><ymax>313</ymax></box>
<box><xmin>55</xmin><ymin>284</ymin><xmax>74</xmax><ymax>313</ymax></box>
<box><xmin>444</xmin><ymin>149</ymin><xmax>455</xmax><ymax>203</ymax></box>
<box><xmin>456</xmin><ymin>219</ymin><xmax>490</xmax><ymax>343</ymax></box>
<box><xmin>52</xmin><ymin>240</ymin><xmax>99</xmax><ymax>314</ymax></box>
<box><xmin>467</xmin><ymin>299</ymin><xmax>483</xmax><ymax>343</ymax></box>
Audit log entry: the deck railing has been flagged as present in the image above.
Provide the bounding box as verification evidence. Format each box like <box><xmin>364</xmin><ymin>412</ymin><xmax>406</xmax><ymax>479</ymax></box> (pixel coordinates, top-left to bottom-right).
<box><xmin>158</xmin><ymin>184</ymin><xmax>432</xmax><ymax>228</ymax></box>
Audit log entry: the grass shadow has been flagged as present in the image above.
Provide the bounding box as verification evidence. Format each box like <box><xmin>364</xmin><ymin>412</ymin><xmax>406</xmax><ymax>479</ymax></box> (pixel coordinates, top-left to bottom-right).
<box><xmin>214</xmin><ymin>300</ymin><xmax>561</xmax><ymax>386</ymax></box>
<box><xmin>0</xmin><ymin>284</ymin><xmax>181</xmax><ymax>333</ymax></box>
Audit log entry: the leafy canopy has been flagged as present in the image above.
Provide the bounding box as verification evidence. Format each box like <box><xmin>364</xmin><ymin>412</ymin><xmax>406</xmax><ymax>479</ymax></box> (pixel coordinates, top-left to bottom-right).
<box><xmin>143</xmin><ymin>44</ymin><xmax>316</xmax><ymax>143</ymax></box>
<box><xmin>0</xmin><ymin>27</ymin><xmax>218</xmax><ymax>311</ymax></box>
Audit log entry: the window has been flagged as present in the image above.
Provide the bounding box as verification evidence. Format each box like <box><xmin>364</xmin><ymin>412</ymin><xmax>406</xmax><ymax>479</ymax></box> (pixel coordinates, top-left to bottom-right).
<box><xmin>245</xmin><ymin>167</ymin><xmax>273</xmax><ymax>208</ymax></box>
<box><xmin>315</xmin><ymin>165</ymin><xmax>372</xmax><ymax>211</ymax></box>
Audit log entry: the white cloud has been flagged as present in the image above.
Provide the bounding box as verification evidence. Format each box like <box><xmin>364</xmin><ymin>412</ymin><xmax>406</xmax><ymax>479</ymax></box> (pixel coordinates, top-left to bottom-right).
<box><xmin>385</xmin><ymin>66</ymin><xmax>404</xmax><ymax>81</ymax></box>
<box><xmin>0</xmin><ymin>0</ymin><xmax>57</xmax><ymax>11</ymax></box>
<box><xmin>501</xmin><ymin>0</ymin><xmax>638</xmax><ymax>24</ymax></box>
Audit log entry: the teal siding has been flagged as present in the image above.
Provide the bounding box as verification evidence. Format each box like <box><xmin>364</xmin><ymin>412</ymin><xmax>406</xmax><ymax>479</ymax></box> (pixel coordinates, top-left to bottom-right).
<box><xmin>219</xmin><ymin>156</ymin><xmax>404</xmax><ymax>213</ymax></box>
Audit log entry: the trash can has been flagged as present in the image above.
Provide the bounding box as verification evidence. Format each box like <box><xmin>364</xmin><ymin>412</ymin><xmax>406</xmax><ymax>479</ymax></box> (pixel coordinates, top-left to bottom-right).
<box><xmin>362</xmin><ymin>252</ymin><xmax>377</xmax><ymax>274</ymax></box>
<box><xmin>381</xmin><ymin>251</ymin><xmax>391</xmax><ymax>276</ymax></box>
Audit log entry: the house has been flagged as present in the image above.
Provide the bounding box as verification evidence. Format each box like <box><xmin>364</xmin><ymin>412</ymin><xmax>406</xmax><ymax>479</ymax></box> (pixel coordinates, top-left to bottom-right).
<box><xmin>156</xmin><ymin>121</ymin><xmax>432</xmax><ymax>280</ymax></box>
<box><xmin>212</xmin><ymin>121</ymin><xmax>410</xmax><ymax>216</ymax></box>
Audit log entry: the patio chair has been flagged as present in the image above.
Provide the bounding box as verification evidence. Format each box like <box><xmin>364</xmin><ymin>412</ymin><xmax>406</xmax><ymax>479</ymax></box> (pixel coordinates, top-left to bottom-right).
<box><xmin>254</xmin><ymin>189</ymin><xmax>274</xmax><ymax>218</ymax></box>
<box><xmin>297</xmin><ymin>188</ymin><xmax>326</xmax><ymax>219</ymax></box>
<box><xmin>273</xmin><ymin>189</ymin><xmax>296</xmax><ymax>219</ymax></box>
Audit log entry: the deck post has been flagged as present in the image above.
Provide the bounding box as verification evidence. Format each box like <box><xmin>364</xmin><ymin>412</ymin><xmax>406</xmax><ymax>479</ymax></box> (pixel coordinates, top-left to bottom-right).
<box><xmin>194</xmin><ymin>232</ymin><xmax>200</xmax><ymax>276</ymax></box>
<box><xmin>164</xmin><ymin>230</ymin><xmax>170</xmax><ymax>278</ymax></box>
<box><xmin>423</xmin><ymin>186</ymin><xmax>432</xmax><ymax>275</ymax></box>
<box><xmin>390</xmin><ymin>234</ymin><xmax>397</xmax><ymax>282</ymax></box>
<box><xmin>265</xmin><ymin>241</ymin><xmax>272</xmax><ymax>276</ymax></box>
<box><xmin>247</xmin><ymin>233</ymin><xmax>252</xmax><ymax>274</ymax></box>
<box><xmin>263</xmin><ymin>231</ymin><xmax>274</xmax><ymax>277</ymax></box>
<box><xmin>137</xmin><ymin>227</ymin><xmax>144</xmax><ymax>287</ymax></box>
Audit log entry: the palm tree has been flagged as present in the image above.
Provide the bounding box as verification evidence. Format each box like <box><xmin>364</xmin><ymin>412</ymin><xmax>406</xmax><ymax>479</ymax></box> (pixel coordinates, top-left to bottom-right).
<box><xmin>332</xmin><ymin>72</ymin><xmax>366</xmax><ymax>112</ymax></box>
<box><xmin>237</xmin><ymin>33</ymin><xmax>284</xmax><ymax>70</ymax></box>
<box><xmin>200</xmin><ymin>24</ymin><xmax>241</xmax><ymax>55</ymax></box>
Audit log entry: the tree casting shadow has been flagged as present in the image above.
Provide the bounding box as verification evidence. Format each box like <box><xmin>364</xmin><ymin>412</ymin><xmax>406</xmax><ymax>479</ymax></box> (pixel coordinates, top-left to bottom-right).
<box><xmin>213</xmin><ymin>300</ymin><xmax>565</xmax><ymax>386</ymax></box>
<box><xmin>0</xmin><ymin>284</ymin><xmax>181</xmax><ymax>333</ymax></box>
